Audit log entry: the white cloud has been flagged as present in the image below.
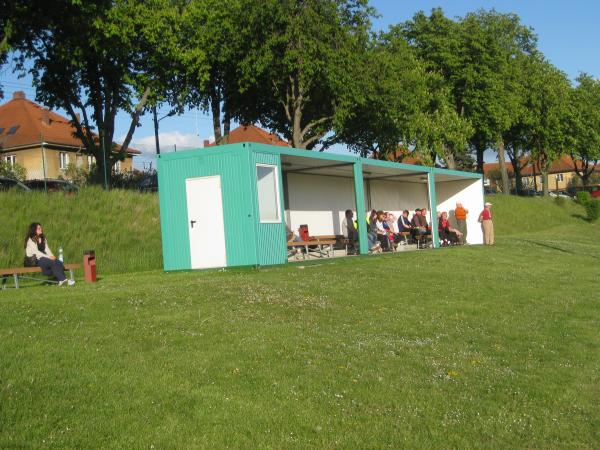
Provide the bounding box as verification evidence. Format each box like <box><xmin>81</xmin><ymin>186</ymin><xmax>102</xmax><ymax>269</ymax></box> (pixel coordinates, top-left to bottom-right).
<box><xmin>118</xmin><ymin>131</ymin><xmax>207</xmax><ymax>169</ymax></box>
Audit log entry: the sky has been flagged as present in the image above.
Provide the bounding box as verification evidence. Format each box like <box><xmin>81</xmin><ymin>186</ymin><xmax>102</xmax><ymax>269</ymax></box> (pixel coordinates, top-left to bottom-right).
<box><xmin>1</xmin><ymin>0</ymin><xmax>599</xmax><ymax>169</ymax></box>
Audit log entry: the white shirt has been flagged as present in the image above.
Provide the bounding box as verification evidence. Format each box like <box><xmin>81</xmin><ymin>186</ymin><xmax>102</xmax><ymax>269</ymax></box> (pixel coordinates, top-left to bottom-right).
<box><xmin>25</xmin><ymin>238</ymin><xmax>55</xmax><ymax>259</ymax></box>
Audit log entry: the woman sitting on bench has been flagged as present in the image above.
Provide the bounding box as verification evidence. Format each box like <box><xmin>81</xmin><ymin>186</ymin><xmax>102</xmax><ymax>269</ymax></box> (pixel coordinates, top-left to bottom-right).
<box><xmin>24</xmin><ymin>222</ymin><xmax>75</xmax><ymax>286</ymax></box>
<box><xmin>438</xmin><ymin>212</ymin><xmax>462</xmax><ymax>246</ymax></box>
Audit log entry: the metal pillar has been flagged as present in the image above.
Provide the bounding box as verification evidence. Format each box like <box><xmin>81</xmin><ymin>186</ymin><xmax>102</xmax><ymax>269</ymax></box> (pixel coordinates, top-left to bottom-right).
<box><xmin>353</xmin><ymin>162</ymin><xmax>369</xmax><ymax>255</ymax></box>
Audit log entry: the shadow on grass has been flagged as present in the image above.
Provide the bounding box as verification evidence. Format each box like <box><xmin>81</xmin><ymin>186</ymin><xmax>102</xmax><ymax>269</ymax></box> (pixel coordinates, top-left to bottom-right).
<box><xmin>519</xmin><ymin>239</ymin><xmax>600</xmax><ymax>260</ymax></box>
<box><xmin>571</xmin><ymin>213</ymin><xmax>591</xmax><ymax>222</ymax></box>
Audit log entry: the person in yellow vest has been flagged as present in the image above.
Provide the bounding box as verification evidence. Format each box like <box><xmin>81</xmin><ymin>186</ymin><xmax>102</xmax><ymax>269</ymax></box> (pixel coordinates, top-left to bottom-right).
<box><xmin>454</xmin><ymin>202</ymin><xmax>469</xmax><ymax>244</ymax></box>
<box><xmin>478</xmin><ymin>202</ymin><xmax>494</xmax><ymax>245</ymax></box>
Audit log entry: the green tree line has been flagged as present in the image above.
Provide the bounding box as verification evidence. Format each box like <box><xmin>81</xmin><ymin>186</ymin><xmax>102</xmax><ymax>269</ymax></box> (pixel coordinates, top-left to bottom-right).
<box><xmin>1</xmin><ymin>1</ymin><xmax>599</xmax><ymax>194</ymax></box>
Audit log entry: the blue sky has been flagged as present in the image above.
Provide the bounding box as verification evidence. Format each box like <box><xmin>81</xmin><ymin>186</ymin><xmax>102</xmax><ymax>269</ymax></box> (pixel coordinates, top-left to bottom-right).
<box><xmin>1</xmin><ymin>0</ymin><xmax>598</xmax><ymax>168</ymax></box>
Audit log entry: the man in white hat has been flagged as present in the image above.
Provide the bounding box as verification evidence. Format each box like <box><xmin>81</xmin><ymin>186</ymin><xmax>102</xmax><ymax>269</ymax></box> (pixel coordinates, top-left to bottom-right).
<box><xmin>478</xmin><ymin>202</ymin><xmax>494</xmax><ymax>245</ymax></box>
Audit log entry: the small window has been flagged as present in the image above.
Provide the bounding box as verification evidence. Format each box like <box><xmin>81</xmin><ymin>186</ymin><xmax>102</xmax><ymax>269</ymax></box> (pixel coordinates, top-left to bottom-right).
<box><xmin>3</xmin><ymin>155</ymin><xmax>17</xmax><ymax>166</ymax></box>
<box><xmin>7</xmin><ymin>125</ymin><xmax>20</xmax><ymax>135</ymax></box>
<box><xmin>87</xmin><ymin>155</ymin><xmax>95</xmax><ymax>168</ymax></box>
<box><xmin>113</xmin><ymin>160</ymin><xmax>122</xmax><ymax>173</ymax></box>
<box><xmin>0</xmin><ymin>128</ymin><xmax>4</xmax><ymax>134</ymax></box>
<box><xmin>256</xmin><ymin>164</ymin><xmax>281</xmax><ymax>223</ymax></box>
<box><xmin>59</xmin><ymin>152</ymin><xmax>70</xmax><ymax>170</ymax></box>
<box><xmin>556</xmin><ymin>173</ymin><xmax>564</xmax><ymax>182</ymax></box>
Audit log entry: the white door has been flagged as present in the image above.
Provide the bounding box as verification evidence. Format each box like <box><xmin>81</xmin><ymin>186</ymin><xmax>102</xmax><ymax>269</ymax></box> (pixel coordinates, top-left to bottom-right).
<box><xmin>185</xmin><ymin>176</ymin><xmax>227</xmax><ymax>269</ymax></box>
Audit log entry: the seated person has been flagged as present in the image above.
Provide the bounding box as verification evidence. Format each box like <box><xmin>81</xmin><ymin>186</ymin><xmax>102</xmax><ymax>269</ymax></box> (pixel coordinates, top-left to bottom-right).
<box><xmin>398</xmin><ymin>210</ymin><xmax>412</xmax><ymax>233</ymax></box>
<box><xmin>375</xmin><ymin>210</ymin><xmax>391</xmax><ymax>251</ymax></box>
<box><xmin>367</xmin><ymin>210</ymin><xmax>381</xmax><ymax>251</ymax></box>
<box><xmin>419</xmin><ymin>208</ymin><xmax>432</xmax><ymax>236</ymax></box>
<box><xmin>24</xmin><ymin>222</ymin><xmax>75</xmax><ymax>286</ymax></box>
<box><xmin>341</xmin><ymin>209</ymin><xmax>359</xmax><ymax>254</ymax></box>
<box><xmin>438</xmin><ymin>211</ymin><xmax>461</xmax><ymax>246</ymax></box>
<box><xmin>385</xmin><ymin>212</ymin><xmax>401</xmax><ymax>244</ymax></box>
<box><xmin>411</xmin><ymin>209</ymin><xmax>427</xmax><ymax>237</ymax></box>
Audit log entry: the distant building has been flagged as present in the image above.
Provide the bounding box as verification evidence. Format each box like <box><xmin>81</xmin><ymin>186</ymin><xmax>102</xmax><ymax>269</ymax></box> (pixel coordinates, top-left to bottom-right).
<box><xmin>0</xmin><ymin>91</ymin><xmax>139</xmax><ymax>180</ymax></box>
<box><xmin>483</xmin><ymin>156</ymin><xmax>600</xmax><ymax>192</ymax></box>
<box><xmin>203</xmin><ymin>124</ymin><xmax>290</xmax><ymax>148</ymax></box>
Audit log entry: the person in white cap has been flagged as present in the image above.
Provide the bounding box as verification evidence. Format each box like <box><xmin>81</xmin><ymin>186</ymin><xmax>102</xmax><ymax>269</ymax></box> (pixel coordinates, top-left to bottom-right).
<box><xmin>478</xmin><ymin>202</ymin><xmax>494</xmax><ymax>245</ymax></box>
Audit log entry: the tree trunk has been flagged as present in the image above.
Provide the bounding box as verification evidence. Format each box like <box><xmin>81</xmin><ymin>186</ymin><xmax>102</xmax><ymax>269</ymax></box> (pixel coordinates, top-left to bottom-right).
<box><xmin>223</xmin><ymin>109</ymin><xmax>231</xmax><ymax>144</ymax></box>
<box><xmin>514</xmin><ymin>165</ymin><xmax>523</xmax><ymax>195</ymax></box>
<box><xmin>476</xmin><ymin>144</ymin><xmax>485</xmax><ymax>174</ymax></box>
<box><xmin>210</xmin><ymin>86</ymin><xmax>223</xmax><ymax>145</ymax></box>
<box><xmin>497</xmin><ymin>140</ymin><xmax>510</xmax><ymax>195</ymax></box>
<box><xmin>445</xmin><ymin>152</ymin><xmax>456</xmax><ymax>170</ymax></box>
<box><xmin>541</xmin><ymin>168</ymin><xmax>549</xmax><ymax>196</ymax></box>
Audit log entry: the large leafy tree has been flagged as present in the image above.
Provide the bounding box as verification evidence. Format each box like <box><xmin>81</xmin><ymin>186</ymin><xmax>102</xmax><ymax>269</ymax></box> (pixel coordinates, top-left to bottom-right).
<box><xmin>402</xmin><ymin>8</ymin><xmax>537</xmax><ymax>186</ymax></box>
<box><xmin>242</xmin><ymin>0</ymin><xmax>374</xmax><ymax>150</ymax></box>
<box><xmin>14</xmin><ymin>0</ymin><xmax>185</xmax><ymax>183</ymax></box>
<box><xmin>518</xmin><ymin>57</ymin><xmax>571</xmax><ymax>196</ymax></box>
<box><xmin>568</xmin><ymin>74</ymin><xmax>600</xmax><ymax>187</ymax></box>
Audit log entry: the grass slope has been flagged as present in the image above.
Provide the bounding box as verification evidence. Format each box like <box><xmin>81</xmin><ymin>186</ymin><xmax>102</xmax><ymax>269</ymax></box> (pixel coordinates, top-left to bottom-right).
<box><xmin>0</xmin><ymin>193</ymin><xmax>598</xmax><ymax>448</ymax></box>
<box><xmin>0</xmin><ymin>188</ymin><xmax>161</xmax><ymax>273</ymax></box>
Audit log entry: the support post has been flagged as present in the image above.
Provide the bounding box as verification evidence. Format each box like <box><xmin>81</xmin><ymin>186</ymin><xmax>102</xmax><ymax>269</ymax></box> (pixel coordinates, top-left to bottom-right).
<box><xmin>353</xmin><ymin>162</ymin><xmax>369</xmax><ymax>255</ymax></box>
<box><xmin>427</xmin><ymin>172</ymin><xmax>440</xmax><ymax>248</ymax></box>
<box><xmin>13</xmin><ymin>274</ymin><xmax>19</xmax><ymax>289</ymax></box>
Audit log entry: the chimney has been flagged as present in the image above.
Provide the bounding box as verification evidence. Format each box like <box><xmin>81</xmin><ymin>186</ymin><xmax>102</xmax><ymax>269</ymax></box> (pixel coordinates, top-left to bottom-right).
<box><xmin>203</xmin><ymin>139</ymin><xmax>210</xmax><ymax>148</ymax></box>
<box><xmin>13</xmin><ymin>91</ymin><xmax>26</xmax><ymax>100</ymax></box>
<box><xmin>42</xmin><ymin>109</ymin><xmax>50</xmax><ymax>126</ymax></box>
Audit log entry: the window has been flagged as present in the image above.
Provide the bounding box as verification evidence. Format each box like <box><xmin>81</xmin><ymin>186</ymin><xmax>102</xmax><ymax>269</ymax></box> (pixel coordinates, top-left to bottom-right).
<box><xmin>7</xmin><ymin>125</ymin><xmax>20</xmax><ymax>135</ymax></box>
<box><xmin>59</xmin><ymin>152</ymin><xmax>69</xmax><ymax>170</ymax></box>
<box><xmin>483</xmin><ymin>178</ymin><xmax>490</xmax><ymax>186</ymax></box>
<box><xmin>3</xmin><ymin>155</ymin><xmax>16</xmax><ymax>166</ymax></box>
<box><xmin>114</xmin><ymin>161</ymin><xmax>122</xmax><ymax>173</ymax></box>
<box><xmin>0</xmin><ymin>128</ymin><xmax>4</xmax><ymax>134</ymax></box>
<box><xmin>256</xmin><ymin>164</ymin><xmax>281</xmax><ymax>223</ymax></box>
<box><xmin>556</xmin><ymin>173</ymin><xmax>564</xmax><ymax>182</ymax></box>
<box><xmin>87</xmin><ymin>155</ymin><xmax>95</xmax><ymax>168</ymax></box>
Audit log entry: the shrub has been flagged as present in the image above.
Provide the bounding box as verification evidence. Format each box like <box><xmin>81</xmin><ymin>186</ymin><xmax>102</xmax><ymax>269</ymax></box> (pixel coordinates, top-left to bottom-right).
<box><xmin>583</xmin><ymin>198</ymin><xmax>600</xmax><ymax>222</ymax></box>
<box><xmin>575</xmin><ymin>191</ymin><xmax>591</xmax><ymax>205</ymax></box>
<box><xmin>0</xmin><ymin>161</ymin><xmax>27</xmax><ymax>181</ymax></box>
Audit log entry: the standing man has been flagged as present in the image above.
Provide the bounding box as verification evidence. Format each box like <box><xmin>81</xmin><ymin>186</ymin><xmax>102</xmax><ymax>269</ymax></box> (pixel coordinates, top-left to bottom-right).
<box><xmin>478</xmin><ymin>202</ymin><xmax>494</xmax><ymax>245</ymax></box>
<box><xmin>454</xmin><ymin>202</ymin><xmax>469</xmax><ymax>244</ymax></box>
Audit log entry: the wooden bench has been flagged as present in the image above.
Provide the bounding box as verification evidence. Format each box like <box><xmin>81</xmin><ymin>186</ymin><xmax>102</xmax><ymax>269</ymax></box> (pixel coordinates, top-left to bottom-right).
<box><xmin>1</xmin><ymin>263</ymin><xmax>81</xmax><ymax>289</ymax></box>
<box><xmin>287</xmin><ymin>237</ymin><xmax>337</xmax><ymax>260</ymax></box>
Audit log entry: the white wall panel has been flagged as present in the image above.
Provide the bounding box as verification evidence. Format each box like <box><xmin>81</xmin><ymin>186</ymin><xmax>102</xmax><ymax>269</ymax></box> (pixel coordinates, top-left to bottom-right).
<box><xmin>369</xmin><ymin>180</ymin><xmax>431</xmax><ymax>223</ymax></box>
<box><xmin>286</xmin><ymin>173</ymin><xmax>356</xmax><ymax>235</ymax></box>
<box><xmin>436</xmin><ymin>179</ymin><xmax>484</xmax><ymax>244</ymax></box>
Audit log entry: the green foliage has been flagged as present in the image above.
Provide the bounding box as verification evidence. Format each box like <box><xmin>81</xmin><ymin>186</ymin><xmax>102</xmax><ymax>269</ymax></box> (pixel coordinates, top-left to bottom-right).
<box><xmin>0</xmin><ymin>160</ymin><xmax>27</xmax><ymax>181</ymax></box>
<box><xmin>575</xmin><ymin>190</ymin><xmax>591</xmax><ymax>204</ymax></box>
<box><xmin>60</xmin><ymin>163</ymin><xmax>90</xmax><ymax>186</ymax></box>
<box><xmin>583</xmin><ymin>198</ymin><xmax>600</xmax><ymax>221</ymax></box>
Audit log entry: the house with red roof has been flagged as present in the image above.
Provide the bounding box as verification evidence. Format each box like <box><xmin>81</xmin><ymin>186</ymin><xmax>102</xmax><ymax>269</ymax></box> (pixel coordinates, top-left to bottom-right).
<box><xmin>483</xmin><ymin>155</ymin><xmax>600</xmax><ymax>192</ymax></box>
<box><xmin>0</xmin><ymin>91</ymin><xmax>139</xmax><ymax>180</ymax></box>
<box><xmin>203</xmin><ymin>124</ymin><xmax>290</xmax><ymax>148</ymax></box>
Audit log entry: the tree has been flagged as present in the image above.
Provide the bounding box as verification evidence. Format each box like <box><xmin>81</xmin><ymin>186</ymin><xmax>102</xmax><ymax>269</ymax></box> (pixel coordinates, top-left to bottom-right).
<box><xmin>568</xmin><ymin>74</ymin><xmax>600</xmax><ymax>187</ymax></box>
<box><xmin>402</xmin><ymin>8</ymin><xmax>538</xmax><ymax>185</ymax></box>
<box><xmin>241</xmin><ymin>0</ymin><xmax>374</xmax><ymax>150</ymax></box>
<box><xmin>14</xmin><ymin>0</ymin><xmax>185</xmax><ymax>185</ymax></box>
<box><xmin>520</xmin><ymin>58</ymin><xmax>571</xmax><ymax>196</ymax></box>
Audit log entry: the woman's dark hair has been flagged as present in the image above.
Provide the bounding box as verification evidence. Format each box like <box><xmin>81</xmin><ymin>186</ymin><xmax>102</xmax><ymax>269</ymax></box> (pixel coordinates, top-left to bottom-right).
<box><xmin>24</xmin><ymin>222</ymin><xmax>42</xmax><ymax>248</ymax></box>
<box><xmin>345</xmin><ymin>209</ymin><xmax>353</xmax><ymax>218</ymax></box>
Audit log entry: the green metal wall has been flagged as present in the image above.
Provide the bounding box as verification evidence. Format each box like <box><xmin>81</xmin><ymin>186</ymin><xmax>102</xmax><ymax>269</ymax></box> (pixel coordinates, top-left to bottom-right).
<box><xmin>250</xmin><ymin>149</ymin><xmax>287</xmax><ymax>266</ymax></box>
<box><xmin>157</xmin><ymin>145</ymin><xmax>258</xmax><ymax>270</ymax></box>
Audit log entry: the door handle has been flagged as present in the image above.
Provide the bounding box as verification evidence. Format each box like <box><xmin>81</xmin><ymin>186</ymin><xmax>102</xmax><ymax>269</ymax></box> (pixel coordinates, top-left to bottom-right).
<box><xmin>190</xmin><ymin>220</ymin><xmax>196</xmax><ymax>228</ymax></box>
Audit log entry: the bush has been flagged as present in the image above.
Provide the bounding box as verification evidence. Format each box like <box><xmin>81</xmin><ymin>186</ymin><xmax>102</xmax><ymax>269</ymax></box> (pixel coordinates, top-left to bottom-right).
<box><xmin>583</xmin><ymin>198</ymin><xmax>600</xmax><ymax>222</ymax></box>
<box><xmin>0</xmin><ymin>161</ymin><xmax>27</xmax><ymax>181</ymax></box>
<box><xmin>575</xmin><ymin>191</ymin><xmax>591</xmax><ymax>204</ymax></box>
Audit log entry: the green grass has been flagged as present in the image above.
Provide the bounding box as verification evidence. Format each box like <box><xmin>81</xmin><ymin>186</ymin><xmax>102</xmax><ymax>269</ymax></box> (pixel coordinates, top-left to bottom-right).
<box><xmin>0</xmin><ymin>187</ymin><xmax>161</xmax><ymax>273</ymax></box>
<box><xmin>1</xmin><ymin>193</ymin><xmax>599</xmax><ymax>448</ymax></box>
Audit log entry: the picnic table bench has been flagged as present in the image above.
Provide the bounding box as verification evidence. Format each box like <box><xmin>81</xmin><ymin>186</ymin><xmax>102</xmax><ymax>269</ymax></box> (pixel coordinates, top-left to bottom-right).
<box><xmin>1</xmin><ymin>263</ymin><xmax>81</xmax><ymax>289</ymax></box>
<box><xmin>287</xmin><ymin>235</ymin><xmax>337</xmax><ymax>260</ymax></box>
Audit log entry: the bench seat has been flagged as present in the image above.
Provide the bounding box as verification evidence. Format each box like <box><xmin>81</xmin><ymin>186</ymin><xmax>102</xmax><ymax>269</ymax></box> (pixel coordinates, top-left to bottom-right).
<box><xmin>1</xmin><ymin>263</ymin><xmax>81</xmax><ymax>289</ymax></box>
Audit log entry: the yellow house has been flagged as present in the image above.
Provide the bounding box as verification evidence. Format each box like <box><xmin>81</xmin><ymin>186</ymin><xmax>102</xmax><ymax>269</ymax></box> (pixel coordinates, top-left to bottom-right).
<box><xmin>0</xmin><ymin>91</ymin><xmax>138</xmax><ymax>180</ymax></box>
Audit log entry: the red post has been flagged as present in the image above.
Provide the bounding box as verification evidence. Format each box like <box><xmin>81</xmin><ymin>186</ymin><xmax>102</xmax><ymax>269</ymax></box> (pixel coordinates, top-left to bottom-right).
<box><xmin>83</xmin><ymin>250</ymin><xmax>97</xmax><ymax>283</ymax></box>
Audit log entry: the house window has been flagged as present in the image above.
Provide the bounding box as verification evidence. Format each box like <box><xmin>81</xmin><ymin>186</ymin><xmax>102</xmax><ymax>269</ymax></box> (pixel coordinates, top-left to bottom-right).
<box><xmin>483</xmin><ymin>178</ymin><xmax>490</xmax><ymax>186</ymax></box>
<box><xmin>256</xmin><ymin>164</ymin><xmax>281</xmax><ymax>223</ymax></box>
<box><xmin>59</xmin><ymin>152</ymin><xmax>70</xmax><ymax>170</ymax></box>
<box><xmin>3</xmin><ymin>155</ymin><xmax>17</xmax><ymax>166</ymax></box>
<box><xmin>556</xmin><ymin>173</ymin><xmax>564</xmax><ymax>182</ymax></box>
<box><xmin>114</xmin><ymin>161</ymin><xmax>122</xmax><ymax>173</ymax></box>
<box><xmin>87</xmin><ymin>155</ymin><xmax>95</xmax><ymax>168</ymax></box>
<box><xmin>7</xmin><ymin>125</ymin><xmax>20</xmax><ymax>135</ymax></box>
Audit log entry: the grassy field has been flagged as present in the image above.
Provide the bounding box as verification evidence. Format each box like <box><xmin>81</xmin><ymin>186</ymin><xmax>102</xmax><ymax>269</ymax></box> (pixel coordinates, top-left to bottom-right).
<box><xmin>1</xmin><ymin>193</ymin><xmax>599</xmax><ymax>448</ymax></box>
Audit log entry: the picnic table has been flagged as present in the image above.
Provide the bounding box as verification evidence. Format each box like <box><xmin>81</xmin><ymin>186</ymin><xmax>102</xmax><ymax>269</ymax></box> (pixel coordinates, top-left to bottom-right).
<box><xmin>287</xmin><ymin>235</ymin><xmax>337</xmax><ymax>260</ymax></box>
